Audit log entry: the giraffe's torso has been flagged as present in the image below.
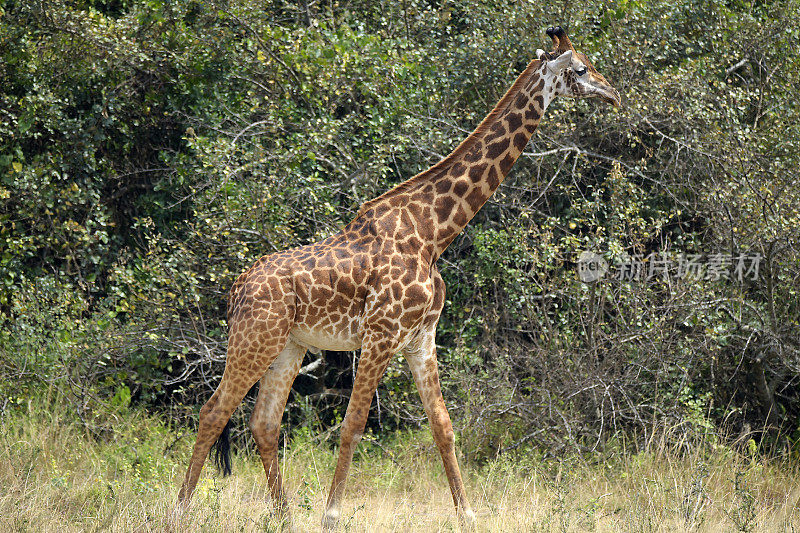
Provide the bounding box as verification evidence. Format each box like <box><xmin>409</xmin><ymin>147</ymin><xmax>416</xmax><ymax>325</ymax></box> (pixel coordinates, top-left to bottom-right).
<box><xmin>228</xmin><ymin>200</ymin><xmax>442</xmax><ymax>356</ymax></box>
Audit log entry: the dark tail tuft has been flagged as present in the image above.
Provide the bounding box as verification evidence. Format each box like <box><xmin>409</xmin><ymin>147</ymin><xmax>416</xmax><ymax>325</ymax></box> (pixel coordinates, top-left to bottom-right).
<box><xmin>213</xmin><ymin>419</ymin><xmax>233</xmax><ymax>476</ymax></box>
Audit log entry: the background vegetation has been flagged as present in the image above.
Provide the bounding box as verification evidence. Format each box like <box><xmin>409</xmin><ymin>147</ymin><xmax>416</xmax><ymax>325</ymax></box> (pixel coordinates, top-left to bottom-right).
<box><xmin>1</xmin><ymin>0</ymin><xmax>799</xmax><ymax>481</ymax></box>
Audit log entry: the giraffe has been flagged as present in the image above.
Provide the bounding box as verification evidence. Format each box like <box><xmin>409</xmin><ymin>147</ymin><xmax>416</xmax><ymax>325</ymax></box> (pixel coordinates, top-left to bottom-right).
<box><xmin>177</xmin><ymin>26</ymin><xmax>620</xmax><ymax>530</ymax></box>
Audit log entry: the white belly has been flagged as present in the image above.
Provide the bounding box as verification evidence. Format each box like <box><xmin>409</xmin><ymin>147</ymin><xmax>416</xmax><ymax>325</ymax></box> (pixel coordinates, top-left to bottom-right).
<box><xmin>289</xmin><ymin>326</ymin><xmax>362</xmax><ymax>352</ymax></box>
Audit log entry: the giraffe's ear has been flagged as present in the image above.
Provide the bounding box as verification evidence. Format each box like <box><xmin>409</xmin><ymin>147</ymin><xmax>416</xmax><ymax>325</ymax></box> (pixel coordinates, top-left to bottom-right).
<box><xmin>536</xmin><ymin>49</ymin><xmax>548</xmax><ymax>61</ymax></box>
<box><xmin>546</xmin><ymin>50</ymin><xmax>573</xmax><ymax>74</ymax></box>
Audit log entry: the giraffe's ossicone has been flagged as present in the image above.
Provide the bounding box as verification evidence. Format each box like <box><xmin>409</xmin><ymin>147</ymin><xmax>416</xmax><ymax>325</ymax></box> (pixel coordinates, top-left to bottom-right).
<box><xmin>177</xmin><ymin>26</ymin><xmax>620</xmax><ymax>531</ymax></box>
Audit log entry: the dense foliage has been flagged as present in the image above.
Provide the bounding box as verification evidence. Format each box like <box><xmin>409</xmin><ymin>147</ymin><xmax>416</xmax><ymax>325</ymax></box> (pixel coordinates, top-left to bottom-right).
<box><xmin>1</xmin><ymin>0</ymin><xmax>798</xmax><ymax>458</ymax></box>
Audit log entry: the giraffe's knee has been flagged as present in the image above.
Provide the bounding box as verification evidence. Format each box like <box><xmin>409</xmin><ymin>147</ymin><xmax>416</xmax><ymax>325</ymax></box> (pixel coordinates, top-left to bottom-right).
<box><xmin>431</xmin><ymin>415</ymin><xmax>455</xmax><ymax>449</ymax></box>
<box><xmin>435</xmin><ymin>427</ymin><xmax>455</xmax><ymax>449</ymax></box>
<box><xmin>250</xmin><ymin>417</ymin><xmax>280</xmax><ymax>449</ymax></box>
<box><xmin>199</xmin><ymin>397</ymin><xmax>216</xmax><ymax>420</ymax></box>
<box><xmin>198</xmin><ymin>400</ymin><xmax>221</xmax><ymax>429</ymax></box>
<box><xmin>340</xmin><ymin>425</ymin><xmax>363</xmax><ymax>447</ymax></box>
<box><xmin>197</xmin><ymin>392</ymin><xmax>241</xmax><ymax>439</ymax></box>
<box><xmin>340</xmin><ymin>415</ymin><xmax>366</xmax><ymax>448</ymax></box>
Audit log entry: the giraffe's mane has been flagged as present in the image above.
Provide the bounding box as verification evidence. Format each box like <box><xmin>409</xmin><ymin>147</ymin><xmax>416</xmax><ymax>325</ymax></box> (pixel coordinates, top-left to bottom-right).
<box><xmin>355</xmin><ymin>58</ymin><xmax>542</xmax><ymax>219</ymax></box>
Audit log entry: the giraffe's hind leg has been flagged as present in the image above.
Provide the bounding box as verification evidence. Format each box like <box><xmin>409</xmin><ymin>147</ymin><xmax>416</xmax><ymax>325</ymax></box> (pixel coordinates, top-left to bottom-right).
<box><xmin>178</xmin><ymin>301</ymin><xmax>294</xmax><ymax>504</ymax></box>
<box><xmin>249</xmin><ymin>340</ymin><xmax>306</xmax><ymax>521</ymax></box>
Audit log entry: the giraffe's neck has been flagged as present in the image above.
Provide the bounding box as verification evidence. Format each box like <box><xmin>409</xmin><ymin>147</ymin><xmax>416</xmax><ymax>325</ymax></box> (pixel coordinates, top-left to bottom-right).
<box><xmin>428</xmin><ymin>59</ymin><xmax>553</xmax><ymax>255</ymax></box>
<box><xmin>354</xmin><ymin>58</ymin><xmax>555</xmax><ymax>258</ymax></box>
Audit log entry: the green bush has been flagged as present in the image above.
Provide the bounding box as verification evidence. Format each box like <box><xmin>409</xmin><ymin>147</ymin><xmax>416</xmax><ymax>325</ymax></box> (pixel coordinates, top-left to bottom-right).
<box><xmin>1</xmin><ymin>0</ymin><xmax>798</xmax><ymax>457</ymax></box>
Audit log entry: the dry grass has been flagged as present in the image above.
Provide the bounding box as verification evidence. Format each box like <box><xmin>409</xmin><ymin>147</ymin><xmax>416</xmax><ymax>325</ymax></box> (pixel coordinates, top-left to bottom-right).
<box><xmin>1</xmin><ymin>403</ymin><xmax>799</xmax><ymax>532</ymax></box>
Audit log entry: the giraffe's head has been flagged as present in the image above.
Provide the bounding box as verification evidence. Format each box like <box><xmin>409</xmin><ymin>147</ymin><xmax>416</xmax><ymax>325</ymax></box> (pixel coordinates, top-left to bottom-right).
<box><xmin>536</xmin><ymin>26</ymin><xmax>621</xmax><ymax>108</ymax></box>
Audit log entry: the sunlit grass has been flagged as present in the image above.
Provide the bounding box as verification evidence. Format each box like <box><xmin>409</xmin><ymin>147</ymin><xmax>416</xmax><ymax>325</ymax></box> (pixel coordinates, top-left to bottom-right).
<box><xmin>1</xmin><ymin>401</ymin><xmax>798</xmax><ymax>532</ymax></box>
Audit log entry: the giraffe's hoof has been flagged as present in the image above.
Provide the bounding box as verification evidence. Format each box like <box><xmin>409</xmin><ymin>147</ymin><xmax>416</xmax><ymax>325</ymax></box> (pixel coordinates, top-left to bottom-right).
<box><xmin>321</xmin><ymin>509</ymin><xmax>340</xmax><ymax>531</ymax></box>
<box><xmin>166</xmin><ymin>502</ymin><xmax>186</xmax><ymax>530</ymax></box>
<box><xmin>273</xmin><ymin>512</ymin><xmax>297</xmax><ymax>533</ymax></box>
<box><xmin>281</xmin><ymin>519</ymin><xmax>300</xmax><ymax>533</ymax></box>
<box><xmin>458</xmin><ymin>509</ymin><xmax>477</xmax><ymax>531</ymax></box>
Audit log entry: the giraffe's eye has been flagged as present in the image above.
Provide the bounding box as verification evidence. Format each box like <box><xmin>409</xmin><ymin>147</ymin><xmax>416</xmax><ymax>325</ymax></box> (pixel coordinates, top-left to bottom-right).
<box><xmin>575</xmin><ymin>66</ymin><xmax>588</xmax><ymax>76</ymax></box>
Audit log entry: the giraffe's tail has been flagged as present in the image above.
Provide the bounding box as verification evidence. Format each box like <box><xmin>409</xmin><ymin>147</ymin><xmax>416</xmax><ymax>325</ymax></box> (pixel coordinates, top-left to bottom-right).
<box><xmin>213</xmin><ymin>419</ymin><xmax>233</xmax><ymax>476</ymax></box>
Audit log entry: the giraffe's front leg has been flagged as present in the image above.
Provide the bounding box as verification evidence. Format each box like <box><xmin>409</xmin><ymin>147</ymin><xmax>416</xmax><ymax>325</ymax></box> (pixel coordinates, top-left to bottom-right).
<box><xmin>404</xmin><ymin>331</ymin><xmax>476</xmax><ymax>531</ymax></box>
<box><xmin>321</xmin><ymin>339</ymin><xmax>395</xmax><ymax>531</ymax></box>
